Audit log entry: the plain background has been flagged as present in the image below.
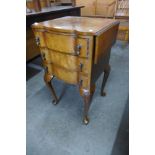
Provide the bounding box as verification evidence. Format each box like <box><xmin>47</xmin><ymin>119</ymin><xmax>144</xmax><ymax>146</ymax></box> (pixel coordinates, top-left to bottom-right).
<box><xmin>0</xmin><ymin>0</ymin><xmax>155</xmax><ymax>155</ymax></box>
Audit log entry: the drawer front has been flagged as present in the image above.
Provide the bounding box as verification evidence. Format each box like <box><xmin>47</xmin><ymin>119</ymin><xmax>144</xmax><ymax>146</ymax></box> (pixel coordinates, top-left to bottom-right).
<box><xmin>44</xmin><ymin>32</ymin><xmax>89</xmax><ymax>58</ymax></box>
<box><xmin>43</xmin><ymin>63</ymin><xmax>89</xmax><ymax>87</ymax></box>
<box><xmin>50</xmin><ymin>51</ymin><xmax>77</xmax><ymax>71</ymax></box>
<box><xmin>43</xmin><ymin>63</ymin><xmax>78</xmax><ymax>84</ymax></box>
<box><xmin>45</xmin><ymin>32</ymin><xmax>75</xmax><ymax>54</ymax></box>
<box><xmin>40</xmin><ymin>49</ymin><xmax>89</xmax><ymax>74</ymax></box>
<box><xmin>53</xmin><ymin>66</ymin><xmax>78</xmax><ymax>84</ymax></box>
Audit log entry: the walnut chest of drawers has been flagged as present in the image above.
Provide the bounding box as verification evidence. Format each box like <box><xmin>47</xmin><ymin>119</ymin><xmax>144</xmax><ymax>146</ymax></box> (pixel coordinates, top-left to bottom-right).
<box><xmin>32</xmin><ymin>16</ymin><xmax>119</xmax><ymax>124</ymax></box>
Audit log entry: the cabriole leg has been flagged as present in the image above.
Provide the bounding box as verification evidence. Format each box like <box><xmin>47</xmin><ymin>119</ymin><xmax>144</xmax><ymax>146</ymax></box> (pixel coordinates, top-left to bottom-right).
<box><xmin>44</xmin><ymin>73</ymin><xmax>58</xmax><ymax>105</ymax></box>
<box><xmin>81</xmin><ymin>85</ymin><xmax>95</xmax><ymax>125</ymax></box>
<box><xmin>101</xmin><ymin>64</ymin><xmax>111</xmax><ymax>96</ymax></box>
<box><xmin>83</xmin><ymin>94</ymin><xmax>91</xmax><ymax>125</ymax></box>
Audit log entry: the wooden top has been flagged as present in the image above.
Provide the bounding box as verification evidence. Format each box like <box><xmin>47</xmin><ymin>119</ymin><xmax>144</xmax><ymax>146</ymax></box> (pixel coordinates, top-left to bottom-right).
<box><xmin>32</xmin><ymin>16</ymin><xmax>119</xmax><ymax>36</ymax></box>
<box><xmin>27</xmin><ymin>6</ymin><xmax>84</xmax><ymax>17</ymax></box>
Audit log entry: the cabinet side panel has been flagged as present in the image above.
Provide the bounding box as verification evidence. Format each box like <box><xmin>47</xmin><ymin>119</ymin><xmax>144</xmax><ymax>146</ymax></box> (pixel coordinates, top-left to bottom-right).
<box><xmin>94</xmin><ymin>24</ymin><xmax>119</xmax><ymax>64</ymax></box>
<box><xmin>91</xmin><ymin>49</ymin><xmax>111</xmax><ymax>84</ymax></box>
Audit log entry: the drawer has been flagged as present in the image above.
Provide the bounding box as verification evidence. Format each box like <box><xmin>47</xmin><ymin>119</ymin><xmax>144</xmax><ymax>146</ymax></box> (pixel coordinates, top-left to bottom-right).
<box><xmin>43</xmin><ymin>63</ymin><xmax>78</xmax><ymax>84</ymax></box>
<box><xmin>42</xmin><ymin>63</ymin><xmax>89</xmax><ymax>87</ymax></box>
<box><xmin>45</xmin><ymin>32</ymin><xmax>75</xmax><ymax>54</ymax></box>
<box><xmin>50</xmin><ymin>51</ymin><xmax>77</xmax><ymax>71</ymax></box>
<box><xmin>53</xmin><ymin>66</ymin><xmax>78</xmax><ymax>84</ymax></box>
<box><xmin>44</xmin><ymin>32</ymin><xmax>89</xmax><ymax>58</ymax></box>
<box><xmin>41</xmin><ymin>49</ymin><xmax>89</xmax><ymax>74</ymax></box>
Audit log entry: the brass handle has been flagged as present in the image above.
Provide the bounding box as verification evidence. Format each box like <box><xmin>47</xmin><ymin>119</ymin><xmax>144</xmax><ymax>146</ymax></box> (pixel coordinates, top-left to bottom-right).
<box><xmin>35</xmin><ymin>37</ymin><xmax>40</xmax><ymax>46</ymax></box>
<box><xmin>42</xmin><ymin>52</ymin><xmax>46</xmax><ymax>61</ymax></box>
<box><xmin>44</xmin><ymin>66</ymin><xmax>48</xmax><ymax>73</ymax></box>
<box><xmin>79</xmin><ymin>63</ymin><xmax>83</xmax><ymax>72</ymax></box>
<box><xmin>79</xmin><ymin>79</ymin><xmax>83</xmax><ymax>87</ymax></box>
<box><xmin>76</xmin><ymin>45</ymin><xmax>82</xmax><ymax>55</ymax></box>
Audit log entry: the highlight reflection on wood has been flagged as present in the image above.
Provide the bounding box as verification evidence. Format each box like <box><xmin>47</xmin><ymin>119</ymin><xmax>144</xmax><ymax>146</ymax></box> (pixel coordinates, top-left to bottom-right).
<box><xmin>32</xmin><ymin>16</ymin><xmax>119</xmax><ymax>124</ymax></box>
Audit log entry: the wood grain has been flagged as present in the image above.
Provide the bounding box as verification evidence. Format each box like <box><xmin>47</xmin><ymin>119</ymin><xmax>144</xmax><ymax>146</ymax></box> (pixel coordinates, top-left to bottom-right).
<box><xmin>32</xmin><ymin>16</ymin><xmax>119</xmax><ymax>124</ymax></box>
<box><xmin>32</xmin><ymin>16</ymin><xmax>119</xmax><ymax>36</ymax></box>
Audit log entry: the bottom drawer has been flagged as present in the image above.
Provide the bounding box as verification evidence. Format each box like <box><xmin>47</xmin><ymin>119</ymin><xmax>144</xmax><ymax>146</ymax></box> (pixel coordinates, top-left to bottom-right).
<box><xmin>53</xmin><ymin>65</ymin><xmax>78</xmax><ymax>84</ymax></box>
<box><xmin>44</xmin><ymin>63</ymin><xmax>78</xmax><ymax>84</ymax></box>
<box><xmin>43</xmin><ymin>63</ymin><xmax>88</xmax><ymax>88</ymax></box>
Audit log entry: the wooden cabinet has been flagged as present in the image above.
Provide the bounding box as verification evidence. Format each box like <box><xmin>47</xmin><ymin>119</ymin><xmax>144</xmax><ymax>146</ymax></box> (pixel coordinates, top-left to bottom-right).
<box><xmin>32</xmin><ymin>16</ymin><xmax>119</xmax><ymax>124</ymax></box>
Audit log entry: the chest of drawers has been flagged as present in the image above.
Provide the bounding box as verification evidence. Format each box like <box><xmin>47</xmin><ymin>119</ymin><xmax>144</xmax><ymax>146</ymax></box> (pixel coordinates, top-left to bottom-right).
<box><xmin>32</xmin><ymin>16</ymin><xmax>119</xmax><ymax>124</ymax></box>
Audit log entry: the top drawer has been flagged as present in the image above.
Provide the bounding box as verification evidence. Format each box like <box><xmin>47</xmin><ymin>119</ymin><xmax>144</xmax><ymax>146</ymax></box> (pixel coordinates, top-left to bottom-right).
<box><xmin>34</xmin><ymin>31</ymin><xmax>90</xmax><ymax>58</ymax></box>
<box><xmin>45</xmin><ymin>32</ymin><xmax>75</xmax><ymax>53</ymax></box>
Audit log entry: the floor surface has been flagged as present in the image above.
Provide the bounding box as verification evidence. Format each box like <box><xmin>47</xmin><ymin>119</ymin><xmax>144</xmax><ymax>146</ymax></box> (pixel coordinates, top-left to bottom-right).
<box><xmin>26</xmin><ymin>41</ymin><xmax>129</xmax><ymax>155</ymax></box>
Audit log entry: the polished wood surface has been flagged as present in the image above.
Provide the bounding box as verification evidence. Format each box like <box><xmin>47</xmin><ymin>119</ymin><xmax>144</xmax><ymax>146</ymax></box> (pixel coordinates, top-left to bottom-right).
<box><xmin>33</xmin><ymin>16</ymin><xmax>119</xmax><ymax>35</ymax></box>
<box><xmin>26</xmin><ymin>6</ymin><xmax>83</xmax><ymax>61</ymax></box>
<box><xmin>32</xmin><ymin>16</ymin><xmax>119</xmax><ymax>124</ymax></box>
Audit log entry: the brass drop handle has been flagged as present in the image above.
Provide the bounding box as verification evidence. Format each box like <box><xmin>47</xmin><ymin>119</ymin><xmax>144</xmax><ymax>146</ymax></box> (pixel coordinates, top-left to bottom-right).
<box><xmin>79</xmin><ymin>79</ymin><xmax>83</xmax><ymax>87</ymax></box>
<box><xmin>44</xmin><ymin>66</ymin><xmax>48</xmax><ymax>73</ymax></box>
<box><xmin>79</xmin><ymin>63</ymin><xmax>83</xmax><ymax>72</ymax></box>
<box><xmin>35</xmin><ymin>37</ymin><xmax>40</xmax><ymax>46</ymax></box>
<box><xmin>76</xmin><ymin>45</ymin><xmax>82</xmax><ymax>55</ymax></box>
<box><xmin>42</xmin><ymin>52</ymin><xmax>46</xmax><ymax>60</ymax></box>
